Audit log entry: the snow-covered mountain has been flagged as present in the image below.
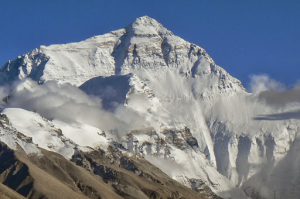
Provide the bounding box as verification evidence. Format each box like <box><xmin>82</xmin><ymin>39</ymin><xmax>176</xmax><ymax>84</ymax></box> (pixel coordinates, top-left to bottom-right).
<box><xmin>0</xmin><ymin>16</ymin><xmax>243</xmax><ymax>95</ymax></box>
<box><xmin>1</xmin><ymin>16</ymin><xmax>299</xmax><ymax>199</ymax></box>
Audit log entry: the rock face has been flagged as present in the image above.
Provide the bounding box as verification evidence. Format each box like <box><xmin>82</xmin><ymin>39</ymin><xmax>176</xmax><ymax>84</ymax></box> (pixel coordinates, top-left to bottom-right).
<box><xmin>0</xmin><ymin>141</ymin><xmax>216</xmax><ymax>199</ymax></box>
<box><xmin>0</xmin><ymin>16</ymin><xmax>299</xmax><ymax>199</ymax></box>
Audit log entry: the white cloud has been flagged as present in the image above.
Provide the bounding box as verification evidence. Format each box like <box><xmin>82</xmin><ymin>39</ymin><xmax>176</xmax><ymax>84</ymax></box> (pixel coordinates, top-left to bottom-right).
<box><xmin>249</xmin><ymin>74</ymin><xmax>285</xmax><ymax>94</ymax></box>
<box><xmin>5</xmin><ymin>79</ymin><xmax>147</xmax><ymax>136</ymax></box>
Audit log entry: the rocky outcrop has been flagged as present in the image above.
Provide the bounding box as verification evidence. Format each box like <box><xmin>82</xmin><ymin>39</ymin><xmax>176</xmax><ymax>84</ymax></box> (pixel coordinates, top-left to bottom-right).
<box><xmin>71</xmin><ymin>146</ymin><xmax>217</xmax><ymax>199</ymax></box>
<box><xmin>0</xmin><ymin>140</ymin><xmax>216</xmax><ymax>199</ymax></box>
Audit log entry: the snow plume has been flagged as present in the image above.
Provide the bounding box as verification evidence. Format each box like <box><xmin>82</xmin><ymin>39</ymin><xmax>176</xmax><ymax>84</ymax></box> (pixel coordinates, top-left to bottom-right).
<box><xmin>249</xmin><ymin>74</ymin><xmax>284</xmax><ymax>94</ymax></box>
<box><xmin>249</xmin><ymin>74</ymin><xmax>300</xmax><ymax>108</ymax></box>
<box><xmin>207</xmin><ymin>76</ymin><xmax>300</xmax><ymax>198</ymax></box>
<box><xmin>134</xmin><ymin>70</ymin><xmax>217</xmax><ymax>163</ymax></box>
<box><xmin>258</xmin><ymin>87</ymin><xmax>300</xmax><ymax>108</ymax></box>
<box><xmin>4</xmin><ymin>79</ymin><xmax>147</xmax><ymax>135</ymax></box>
<box><xmin>208</xmin><ymin>74</ymin><xmax>300</xmax><ymax>136</ymax></box>
<box><xmin>0</xmin><ymin>86</ymin><xmax>10</xmax><ymax>107</ymax></box>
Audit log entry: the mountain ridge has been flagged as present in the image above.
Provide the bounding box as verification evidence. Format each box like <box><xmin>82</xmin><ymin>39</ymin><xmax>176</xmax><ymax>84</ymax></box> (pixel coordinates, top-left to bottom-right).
<box><xmin>0</xmin><ymin>16</ymin><xmax>245</xmax><ymax>96</ymax></box>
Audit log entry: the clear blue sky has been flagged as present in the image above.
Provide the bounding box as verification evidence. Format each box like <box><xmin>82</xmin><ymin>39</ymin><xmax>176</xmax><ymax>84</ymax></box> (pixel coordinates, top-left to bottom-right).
<box><xmin>1</xmin><ymin>0</ymin><xmax>299</xmax><ymax>87</ymax></box>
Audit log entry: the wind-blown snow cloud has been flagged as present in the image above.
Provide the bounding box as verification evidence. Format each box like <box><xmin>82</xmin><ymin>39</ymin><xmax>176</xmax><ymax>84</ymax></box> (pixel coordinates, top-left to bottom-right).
<box><xmin>258</xmin><ymin>87</ymin><xmax>300</xmax><ymax>107</ymax></box>
<box><xmin>249</xmin><ymin>74</ymin><xmax>300</xmax><ymax>108</ymax></box>
<box><xmin>249</xmin><ymin>74</ymin><xmax>285</xmax><ymax>94</ymax></box>
<box><xmin>0</xmin><ymin>86</ymin><xmax>9</xmax><ymax>107</ymax></box>
<box><xmin>208</xmin><ymin>74</ymin><xmax>300</xmax><ymax>135</ymax></box>
<box><xmin>4</xmin><ymin>79</ymin><xmax>147</xmax><ymax>135</ymax></box>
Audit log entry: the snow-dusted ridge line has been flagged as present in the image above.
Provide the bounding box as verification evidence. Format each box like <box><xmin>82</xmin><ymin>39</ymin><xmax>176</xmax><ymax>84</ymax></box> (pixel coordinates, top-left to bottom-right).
<box><xmin>0</xmin><ymin>16</ymin><xmax>245</xmax><ymax>95</ymax></box>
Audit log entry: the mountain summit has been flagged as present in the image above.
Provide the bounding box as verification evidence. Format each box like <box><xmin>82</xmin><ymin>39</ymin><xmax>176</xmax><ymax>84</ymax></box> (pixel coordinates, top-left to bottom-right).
<box><xmin>130</xmin><ymin>16</ymin><xmax>172</xmax><ymax>35</ymax></box>
<box><xmin>1</xmin><ymin>16</ymin><xmax>244</xmax><ymax>97</ymax></box>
